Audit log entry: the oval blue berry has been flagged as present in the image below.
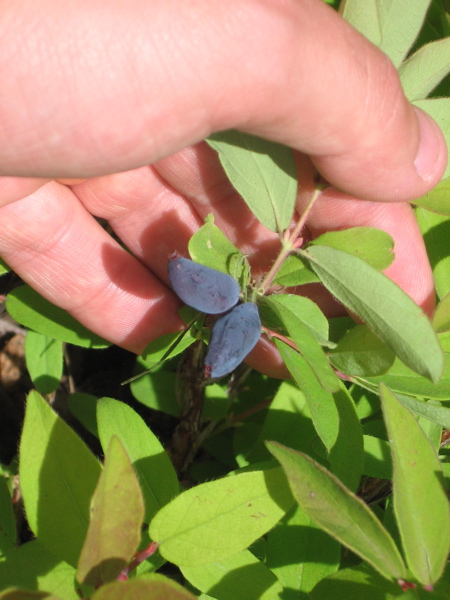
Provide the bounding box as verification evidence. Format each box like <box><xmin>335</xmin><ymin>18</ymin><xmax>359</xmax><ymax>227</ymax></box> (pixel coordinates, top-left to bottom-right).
<box><xmin>204</xmin><ymin>302</ymin><xmax>261</xmax><ymax>378</ymax></box>
<box><xmin>168</xmin><ymin>256</ymin><xmax>240</xmax><ymax>314</ymax></box>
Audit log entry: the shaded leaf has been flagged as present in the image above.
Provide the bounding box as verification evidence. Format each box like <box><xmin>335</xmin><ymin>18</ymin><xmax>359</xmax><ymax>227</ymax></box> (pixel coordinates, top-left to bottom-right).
<box><xmin>0</xmin><ymin>591</ymin><xmax>61</xmax><ymax>600</ymax></box>
<box><xmin>416</xmin><ymin>207</ymin><xmax>450</xmax><ymax>300</ymax></box>
<box><xmin>68</xmin><ymin>393</ymin><xmax>99</xmax><ymax>437</ymax></box>
<box><xmin>207</xmin><ymin>131</ymin><xmax>297</xmax><ymax>233</ymax></box>
<box><xmin>433</xmin><ymin>291</ymin><xmax>450</xmax><ymax>332</ymax></box>
<box><xmin>267</xmin><ymin>441</ymin><xmax>407</xmax><ymax>582</ymax></box>
<box><xmin>302</xmin><ymin>245</ymin><xmax>444</xmax><ymax>383</ymax></box>
<box><xmin>24</xmin><ymin>331</ymin><xmax>63</xmax><ymax>395</ymax></box>
<box><xmin>266</xmin><ymin>505</ymin><xmax>340</xmax><ymax>595</ymax></box>
<box><xmin>19</xmin><ymin>391</ymin><xmax>101</xmax><ymax>566</ymax></box>
<box><xmin>0</xmin><ymin>475</ymin><xmax>16</xmax><ymax>554</ymax></box>
<box><xmin>363</xmin><ymin>435</ymin><xmax>393</xmax><ymax>480</ymax></box>
<box><xmin>6</xmin><ymin>286</ymin><xmax>109</xmax><ymax>349</ymax></box>
<box><xmin>266</xmin><ymin>298</ymin><xmax>339</xmax><ymax>393</ymax></box>
<box><xmin>359</xmin><ymin>355</ymin><xmax>450</xmax><ymax>401</ymax></box>
<box><xmin>76</xmin><ymin>436</ymin><xmax>145</xmax><ymax>587</ymax></box>
<box><xmin>328</xmin><ymin>387</ymin><xmax>364</xmax><ymax>493</ymax></box>
<box><xmin>149</xmin><ymin>467</ymin><xmax>294</xmax><ymax>566</ymax></box>
<box><xmin>309</xmin><ymin>563</ymin><xmax>407</xmax><ymax>600</ymax></box>
<box><xmin>329</xmin><ymin>325</ymin><xmax>395</xmax><ymax>377</ymax></box>
<box><xmin>181</xmin><ymin>550</ymin><xmax>283</xmax><ymax>600</ymax></box>
<box><xmin>400</xmin><ymin>37</ymin><xmax>450</xmax><ymax>101</ymax></box>
<box><xmin>0</xmin><ymin>540</ymin><xmax>77</xmax><ymax>599</ymax></box>
<box><xmin>380</xmin><ymin>385</ymin><xmax>450</xmax><ymax>585</ymax></box>
<box><xmin>311</xmin><ymin>227</ymin><xmax>394</xmax><ymax>271</ymax></box>
<box><xmin>96</xmin><ymin>398</ymin><xmax>179</xmax><ymax>522</ymax></box>
<box><xmin>275</xmin><ymin>341</ymin><xmax>340</xmax><ymax>451</ymax></box>
<box><xmin>91</xmin><ymin>574</ymin><xmax>197</xmax><ymax>600</ymax></box>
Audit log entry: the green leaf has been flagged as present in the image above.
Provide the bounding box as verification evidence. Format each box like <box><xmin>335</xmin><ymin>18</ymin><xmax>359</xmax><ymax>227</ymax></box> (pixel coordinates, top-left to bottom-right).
<box><xmin>188</xmin><ymin>214</ymin><xmax>245</xmax><ymax>278</ymax></box>
<box><xmin>181</xmin><ymin>550</ymin><xmax>283</xmax><ymax>600</ymax></box>
<box><xmin>0</xmin><ymin>258</ymin><xmax>10</xmax><ymax>274</ymax></box>
<box><xmin>342</xmin><ymin>0</ymin><xmax>432</xmax><ymax>67</ymax></box>
<box><xmin>24</xmin><ymin>331</ymin><xmax>63</xmax><ymax>395</ymax></box>
<box><xmin>266</xmin><ymin>505</ymin><xmax>340</xmax><ymax>595</ymax></box>
<box><xmin>247</xmin><ymin>380</ymin><xmax>324</xmax><ymax>465</ymax></box>
<box><xmin>433</xmin><ymin>291</ymin><xmax>450</xmax><ymax>332</ymax></box>
<box><xmin>76</xmin><ymin>436</ymin><xmax>145</xmax><ymax>587</ymax></box>
<box><xmin>416</xmin><ymin>208</ymin><xmax>450</xmax><ymax>299</ymax></box>
<box><xmin>130</xmin><ymin>367</ymin><xmax>180</xmax><ymax>416</ymax></box>
<box><xmin>272</xmin><ymin>254</ymin><xmax>319</xmax><ymax>287</ymax></box>
<box><xmin>0</xmin><ymin>591</ymin><xmax>61</xmax><ymax>600</ymax></box>
<box><xmin>414</xmin><ymin>98</ymin><xmax>450</xmax><ymax>178</ymax></box>
<box><xmin>329</xmin><ymin>325</ymin><xmax>396</xmax><ymax>377</ymax></box>
<box><xmin>328</xmin><ymin>387</ymin><xmax>364</xmax><ymax>493</ymax></box>
<box><xmin>0</xmin><ymin>540</ymin><xmax>78</xmax><ymax>599</ymax></box>
<box><xmin>363</xmin><ymin>435</ymin><xmax>393</xmax><ymax>479</ymax></box>
<box><xmin>302</xmin><ymin>245</ymin><xmax>444</xmax><ymax>383</ymax></box>
<box><xmin>19</xmin><ymin>391</ymin><xmax>101</xmax><ymax>566</ymax></box>
<box><xmin>68</xmin><ymin>393</ymin><xmax>99</xmax><ymax>437</ymax></box>
<box><xmin>260</xmin><ymin>294</ymin><xmax>330</xmax><ymax>345</ymax></box>
<box><xmin>0</xmin><ymin>475</ymin><xmax>15</xmax><ymax>554</ymax></box>
<box><xmin>267</xmin><ymin>441</ymin><xmax>407</xmax><ymax>582</ymax></box>
<box><xmin>149</xmin><ymin>467</ymin><xmax>294</xmax><ymax>566</ymax></box>
<box><xmin>96</xmin><ymin>398</ymin><xmax>179</xmax><ymax>522</ymax></box>
<box><xmin>311</xmin><ymin>227</ymin><xmax>395</xmax><ymax>271</ymax></box>
<box><xmin>275</xmin><ymin>341</ymin><xmax>340</xmax><ymax>452</ymax></box>
<box><xmin>359</xmin><ymin>355</ymin><xmax>450</xmax><ymax>401</ymax></box>
<box><xmin>265</xmin><ymin>298</ymin><xmax>340</xmax><ymax>393</ymax></box>
<box><xmin>91</xmin><ymin>574</ymin><xmax>197</xmax><ymax>600</ymax></box>
<box><xmin>380</xmin><ymin>385</ymin><xmax>450</xmax><ymax>585</ymax></box>
<box><xmin>141</xmin><ymin>327</ymin><xmax>197</xmax><ymax>364</ymax></box>
<box><xmin>309</xmin><ymin>563</ymin><xmax>406</xmax><ymax>600</ymax></box>
<box><xmin>6</xmin><ymin>286</ymin><xmax>109</xmax><ymax>349</ymax></box>
<box><xmin>400</xmin><ymin>37</ymin><xmax>450</xmax><ymax>101</ymax></box>
<box><xmin>207</xmin><ymin>131</ymin><xmax>297</xmax><ymax>233</ymax></box>
<box><xmin>414</xmin><ymin>178</ymin><xmax>450</xmax><ymax>215</ymax></box>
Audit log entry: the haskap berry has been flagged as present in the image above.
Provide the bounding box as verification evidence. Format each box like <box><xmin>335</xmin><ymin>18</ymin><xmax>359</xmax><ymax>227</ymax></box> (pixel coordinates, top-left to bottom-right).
<box><xmin>204</xmin><ymin>302</ymin><xmax>261</xmax><ymax>379</ymax></box>
<box><xmin>168</xmin><ymin>256</ymin><xmax>240</xmax><ymax>314</ymax></box>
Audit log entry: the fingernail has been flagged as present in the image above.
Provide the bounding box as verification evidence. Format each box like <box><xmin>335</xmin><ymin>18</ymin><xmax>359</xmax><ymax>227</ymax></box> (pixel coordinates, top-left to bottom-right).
<box><xmin>413</xmin><ymin>107</ymin><xmax>444</xmax><ymax>182</ymax></box>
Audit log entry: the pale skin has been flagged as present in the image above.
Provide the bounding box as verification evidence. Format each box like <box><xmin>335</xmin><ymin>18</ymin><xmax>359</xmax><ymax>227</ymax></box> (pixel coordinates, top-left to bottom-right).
<box><xmin>0</xmin><ymin>0</ymin><xmax>447</xmax><ymax>378</ymax></box>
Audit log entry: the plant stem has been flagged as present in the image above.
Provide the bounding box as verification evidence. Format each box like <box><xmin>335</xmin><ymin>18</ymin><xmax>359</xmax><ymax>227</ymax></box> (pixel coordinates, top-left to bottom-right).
<box><xmin>258</xmin><ymin>187</ymin><xmax>322</xmax><ymax>294</ymax></box>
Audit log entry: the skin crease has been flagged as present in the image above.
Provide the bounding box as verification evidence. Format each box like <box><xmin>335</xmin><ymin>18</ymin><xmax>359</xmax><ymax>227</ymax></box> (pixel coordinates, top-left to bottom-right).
<box><xmin>0</xmin><ymin>0</ymin><xmax>447</xmax><ymax>378</ymax></box>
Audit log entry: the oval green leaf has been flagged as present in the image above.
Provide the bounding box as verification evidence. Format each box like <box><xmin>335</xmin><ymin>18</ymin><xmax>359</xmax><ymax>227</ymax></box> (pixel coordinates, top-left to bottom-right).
<box><xmin>76</xmin><ymin>436</ymin><xmax>144</xmax><ymax>587</ymax></box>
<box><xmin>6</xmin><ymin>286</ymin><xmax>109</xmax><ymax>349</ymax></box>
<box><xmin>267</xmin><ymin>441</ymin><xmax>407</xmax><ymax>582</ymax></box>
<box><xmin>24</xmin><ymin>331</ymin><xmax>63</xmax><ymax>395</ymax></box>
<box><xmin>380</xmin><ymin>384</ymin><xmax>450</xmax><ymax>586</ymax></box>
<box><xmin>302</xmin><ymin>245</ymin><xmax>444</xmax><ymax>383</ymax></box>
<box><xmin>181</xmin><ymin>550</ymin><xmax>283</xmax><ymax>600</ymax></box>
<box><xmin>149</xmin><ymin>467</ymin><xmax>294</xmax><ymax>566</ymax></box>
<box><xmin>97</xmin><ymin>398</ymin><xmax>179</xmax><ymax>522</ymax></box>
<box><xmin>19</xmin><ymin>391</ymin><xmax>101</xmax><ymax>567</ymax></box>
<box><xmin>207</xmin><ymin>131</ymin><xmax>297</xmax><ymax>233</ymax></box>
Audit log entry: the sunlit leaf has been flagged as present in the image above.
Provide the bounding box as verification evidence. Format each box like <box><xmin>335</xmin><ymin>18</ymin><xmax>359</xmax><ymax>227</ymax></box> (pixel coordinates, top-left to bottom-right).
<box><xmin>400</xmin><ymin>37</ymin><xmax>450</xmax><ymax>101</ymax></box>
<box><xmin>150</xmin><ymin>467</ymin><xmax>294</xmax><ymax>566</ymax></box>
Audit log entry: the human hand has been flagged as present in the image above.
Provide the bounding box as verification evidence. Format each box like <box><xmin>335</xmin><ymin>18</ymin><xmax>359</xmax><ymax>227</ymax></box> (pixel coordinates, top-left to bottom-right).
<box><xmin>0</xmin><ymin>0</ymin><xmax>447</xmax><ymax>377</ymax></box>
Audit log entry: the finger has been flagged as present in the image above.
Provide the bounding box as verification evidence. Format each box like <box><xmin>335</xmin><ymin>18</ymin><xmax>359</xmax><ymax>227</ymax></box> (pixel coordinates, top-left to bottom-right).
<box><xmin>1</xmin><ymin>0</ymin><xmax>446</xmax><ymax>201</ymax></box>
<box><xmin>0</xmin><ymin>181</ymin><xmax>183</xmax><ymax>353</ymax></box>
